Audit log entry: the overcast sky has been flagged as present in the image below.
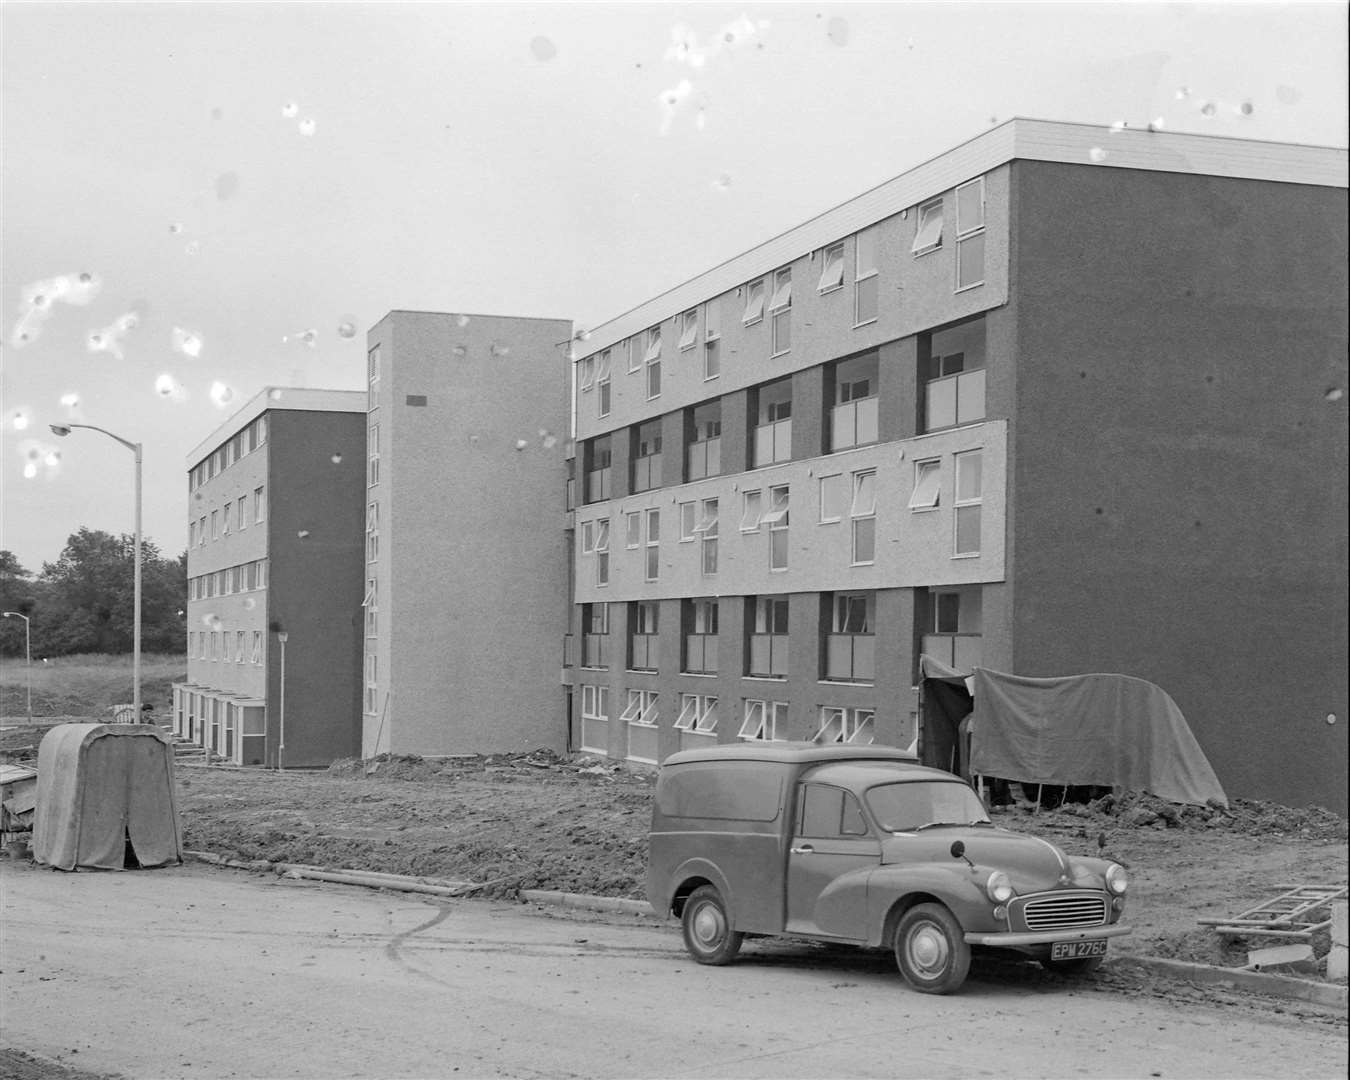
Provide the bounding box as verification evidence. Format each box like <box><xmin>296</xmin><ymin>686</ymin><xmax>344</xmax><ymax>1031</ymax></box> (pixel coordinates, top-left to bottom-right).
<box><xmin>2</xmin><ymin>1</ymin><xmax>1346</xmax><ymax>574</ymax></box>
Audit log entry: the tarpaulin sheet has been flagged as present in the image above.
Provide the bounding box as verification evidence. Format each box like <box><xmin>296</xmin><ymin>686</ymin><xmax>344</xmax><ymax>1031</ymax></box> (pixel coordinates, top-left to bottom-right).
<box><xmin>967</xmin><ymin>669</ymin><xmax>1227</xmax><ymax>808</ymax></box>
<box><xmin>33</xmin><ymin>723</ymin><xmax>183</xmax><ymax>871</ymax></box>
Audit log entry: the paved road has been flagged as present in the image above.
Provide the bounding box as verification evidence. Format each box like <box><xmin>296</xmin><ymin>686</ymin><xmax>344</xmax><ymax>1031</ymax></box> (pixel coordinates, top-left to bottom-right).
<box><xmin>1</xmin><ymin>861</ymin><xmax>1343</xmax><ymax>1080</ymax></box>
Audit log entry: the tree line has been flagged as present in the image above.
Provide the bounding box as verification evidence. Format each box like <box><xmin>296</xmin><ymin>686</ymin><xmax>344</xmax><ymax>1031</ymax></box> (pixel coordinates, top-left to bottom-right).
<box><xmin>0</xmin><ymin>529</ymin><xmax>187</xmax><ymax>657</ymax></box>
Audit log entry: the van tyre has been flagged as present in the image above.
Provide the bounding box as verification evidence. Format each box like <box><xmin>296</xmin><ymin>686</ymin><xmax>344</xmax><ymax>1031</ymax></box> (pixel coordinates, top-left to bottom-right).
<box><xmin>893</xmin><ymin>903</ymin><xmax>971</xmax><ymax>994</ymax></box>
<box><xmin>681</xmin><ymin>885</ymin><xmax>743</xmax><ymax>965</ymax></box>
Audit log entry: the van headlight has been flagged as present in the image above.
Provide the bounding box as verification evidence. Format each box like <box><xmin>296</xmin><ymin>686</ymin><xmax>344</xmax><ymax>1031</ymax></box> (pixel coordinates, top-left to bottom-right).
<box><xmin>985</xmin><ymin>871</ymin><xmax>1014</xmax><ymax>903</ymax></box>
<box><xmin>1106</xmin><ymin>863</ymin><xmax>1128</xmax><ymax>895</ymax></box>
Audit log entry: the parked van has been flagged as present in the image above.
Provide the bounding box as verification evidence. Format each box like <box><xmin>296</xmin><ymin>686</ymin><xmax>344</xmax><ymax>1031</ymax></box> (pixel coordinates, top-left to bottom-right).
<box><xmin>646</xmin><ymin>742</ymin><xmax>1130</xmax><ymax>994</ymax></box>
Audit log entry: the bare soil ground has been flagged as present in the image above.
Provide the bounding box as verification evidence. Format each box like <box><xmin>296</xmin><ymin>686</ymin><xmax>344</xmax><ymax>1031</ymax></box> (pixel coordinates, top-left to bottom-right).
<box><xmin>3</xmin><ymin>719</ymin><xmax>1346</xmax><ymax>978</ymax></box>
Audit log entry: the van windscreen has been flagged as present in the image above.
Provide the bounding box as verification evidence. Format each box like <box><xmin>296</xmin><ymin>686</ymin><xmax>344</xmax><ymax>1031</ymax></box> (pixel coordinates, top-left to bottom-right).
<box><xmin>657</xmin><ymin>763</ymin><xmax>784</xmax><ymax>821</ymax></box>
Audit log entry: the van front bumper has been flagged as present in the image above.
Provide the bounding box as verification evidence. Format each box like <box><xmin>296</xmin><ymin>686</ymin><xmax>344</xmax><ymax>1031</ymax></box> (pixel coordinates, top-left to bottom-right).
<box><xmin>963</xmin><ymin>924</ymin><xmax>1132</xmax><ymax>947</ymax></box>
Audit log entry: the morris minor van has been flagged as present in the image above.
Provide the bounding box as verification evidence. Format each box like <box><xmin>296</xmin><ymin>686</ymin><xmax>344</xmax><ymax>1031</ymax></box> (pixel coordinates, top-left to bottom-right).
<box><xmin>646</xmin><ymin>743</ymin><xmax>1130</xmax><ymax>994</ymax></box>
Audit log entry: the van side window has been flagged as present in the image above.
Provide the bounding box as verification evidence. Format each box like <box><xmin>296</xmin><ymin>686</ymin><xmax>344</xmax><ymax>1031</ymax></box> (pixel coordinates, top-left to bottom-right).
<box><xmin>799</xmin><ymin>784</ymin><xmax>869</xmax><ymax>838</ymax></box>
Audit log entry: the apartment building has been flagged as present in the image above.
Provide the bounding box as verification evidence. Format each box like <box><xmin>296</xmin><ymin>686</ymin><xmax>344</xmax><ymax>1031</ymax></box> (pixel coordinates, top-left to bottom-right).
<box><xmin>566</xmin><ymin>119</ymin><xmax>1349</xmax><ymax>812</ymax></box>
<box><xmin>173</xmin><ymin>388</ymin><xmax>367</xmax><ymax>767</ymax></box>
<box><xmin>361</xmin><ymin>311</ymin><xmax>574</xmax><ymax>758</ymax></box>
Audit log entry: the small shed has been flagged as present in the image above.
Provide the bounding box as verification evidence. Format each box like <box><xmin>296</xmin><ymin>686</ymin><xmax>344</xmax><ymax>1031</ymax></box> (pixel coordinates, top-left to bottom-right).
<box><xmin>33</xmin><ymin>723</ymin><xmax>183</xmax><ymax>871</ymax></box>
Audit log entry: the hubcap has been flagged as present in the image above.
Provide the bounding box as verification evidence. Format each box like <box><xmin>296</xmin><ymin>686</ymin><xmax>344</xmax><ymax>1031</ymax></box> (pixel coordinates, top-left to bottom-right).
<box><xmin>909</xmin><ymin>922</ymin><xmax>949</xmax><ymax>974</ymax></box>
<box><xmin>692</xmin><ymin>903</ymin><xmax>724</xmax><ymax>947</ymax></box>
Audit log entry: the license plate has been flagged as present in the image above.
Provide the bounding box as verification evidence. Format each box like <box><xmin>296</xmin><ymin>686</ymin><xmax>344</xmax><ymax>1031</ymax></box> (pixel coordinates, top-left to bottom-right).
<box><xmin>1051</xmin><ymin>939</ymin><xmax>1108</xmax><ymax>961</ymax></box>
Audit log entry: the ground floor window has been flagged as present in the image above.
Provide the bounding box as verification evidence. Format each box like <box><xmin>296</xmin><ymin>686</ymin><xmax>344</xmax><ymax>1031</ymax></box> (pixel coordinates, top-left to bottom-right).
<box><xmin>816</xmin><ymin>706</ymin><xmax>875</xmax><ymax>745</ymax></box>
<box><xmin>580</xmin><ymin>684</ymin><xmax>610</xmax><ymax>754</ymax></box>
<box><xmin>739</xmin><ymin>699</ymin><xmax>788</xmax><ymax>741</ymax></box>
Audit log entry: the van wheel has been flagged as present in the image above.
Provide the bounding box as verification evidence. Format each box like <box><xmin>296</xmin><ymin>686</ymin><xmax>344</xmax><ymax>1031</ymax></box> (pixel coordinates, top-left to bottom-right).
<box><xmin>893</xmin><ymin>903</ymin><xmax>970</xmax><ymax>994</ymax></box>
<box><xmin>681</xmin><ymin>886</ymin><xmax>743</xmax><ymax>965</ymax></box>
<box><xmin>1041</xmin><ymin>956</ymin><xmax>1103</xmax><ymax>976</ymax></box>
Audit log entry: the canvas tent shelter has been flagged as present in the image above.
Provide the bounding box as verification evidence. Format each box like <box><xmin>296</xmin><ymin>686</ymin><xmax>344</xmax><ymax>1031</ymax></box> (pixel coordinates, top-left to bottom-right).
<box><xmin>918</xmin><ymin>659</ymin><xmax>1227</xmax><ymax>808</ymax></box>
<box><xmin>33</xmin><ymin>723</ymin><xmax>183</xmax><ymax>871</ymax></box>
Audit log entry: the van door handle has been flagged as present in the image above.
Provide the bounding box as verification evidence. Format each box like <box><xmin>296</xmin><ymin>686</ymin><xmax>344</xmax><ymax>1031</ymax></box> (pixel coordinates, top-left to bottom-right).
<box><xmin>790</xmin><ymin>845</ymin><xmax>815</xmax><ymax>855</ymax></box>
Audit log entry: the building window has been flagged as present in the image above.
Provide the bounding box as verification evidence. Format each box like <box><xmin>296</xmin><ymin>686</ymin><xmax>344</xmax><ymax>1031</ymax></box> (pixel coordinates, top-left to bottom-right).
<box><xmin>855</xmin><ymin>225</ymin><xmax>879</xmax><ymax>325</ymax></box>
<box><xmin>748</xmin><ymin>595</ymin><xmax>789</xmax><ymax>677</ymax></box>
<box><xmin>695</xmin><ymin>498</ymin><xmax>719</xmax><ymax>575</ymax></box>
<box><xmin>683</xmin><ymin>598</ymin><xmax>719</xmax><ymax>674</ymax></box>
<box><xmin>912</xmin><ymin>197</ymin><xmax>943</xmax><ymax>255</ymax></box>
<box><xmin>830</xmin><ymin>351</ymin><xmax>879</xmax><ymax>452</ymax></box>
<box><xmin>235</xmin><ymin>630</ymin><xmax>245</xmax><ymax>664</ymax></box>
<box><xmin>595</xmin><ymin>517</ymin><xmax>610</xmax><ymax>586</ymax></box>
<box><xmin>631</xmin><ymin>419</ymin><xmax>663</xmax><ymax>493</ymax></box>
<box><xmin>819</xmin><ymin>474</ymin><xmax>844</xmax><ymax>523</ymax></box>
<box><xmin>226</xmin><ymin>439</ymin><xmax>237</xmax><ymax>467</ymax></box>
<box><xmin>954</xmin><ymin>450</ymin><xmax>982</xmax><ymax>556</ymax></box>
<box><xmin>582</xmin><ymin>602</ymin><xmax>609</xmax><ymax>669</ymax></box>
<box><xmin>621</xmin><ymin>691</ymin><xmax>658</xmax><ymax>723</ymax></box>
<box><xmin>629</xmin><ymin>601</ymin><xmax>660</xmax><ymax>671</ymax></box>
<box><xmin>739</xmin><ymin>699</ymin><xmax>788</xmax><ymax>741</ymax></box>
<box><xmin>644</xmin><ymin>508</ymin><xmax>661</xmax><ymax>581</ymax></box>
<box><xmin>364</xmin><ymin>577</ymin><xmax>378</xmax><ymax>637</ymax></box>
<box><xmin>366</xmin><ymin>502</ymin><xmax>379</xmax><ymax>562</ymax></box>
<box><xmin>704</xmin><ymin>297</ymin><xmax>721</xmax><ymax>379</ymax></box>
<box><xmin>221</xmin><ymin>502</ymin><xmax>231</xmax><ymax>536</ymax></box>
<box><xmin>742</xmin><ymin>278</ymin><xmax>765</xmax><ymax>324</ymax></box>
<box><xmin>584</xmin><ymin>435</ymin><xmax>611</xmax><ymax>503</ymax></box>
<box><xmin>922</xmin><ymin>585</ymin><xmax>983</xmax><ymax>674</ymax></box>
<box><xmin>364</xmin><ymin>652</ymin><xmax>378</xmax><ymax>714</ymax></box>
<box><xmin>626</xmin><ymin>335</ymin><xmax>643</xmax><ymax>374</ymax></box>
<box><xmin>580</xmin><ymin>684</ymin><xmax>610</xmax><ymax>754</ymax></box>
<box><xmin>645</xmin><ymin>327</ymin><xmax>662</xmax><ymax>399</ymax></box>
<box><xmin>368</xmin><ymin>421</ymin><xmax>380</xmax><ymax>487</ymax></box>
<box><xmin>686</xmin><ymin>401</ymin><xmax>721</xmax><ymax>481</ymax></box>
<box><xmin>955</xmin><ymin>177</ymin><xmax>985</xmax><ymax>290</ymax></box>
<box><xmin>251</xmin><ymin>631</ymin><xmax>262</xmax><ymax>664</ymax></box>
<box><xmin>824</xmin><ymin>591</ymin><xmax>875</xmax><ymax>682</ymax></box>
<box><xmin>625</xmin><ymin>511</ymin><xmax>642</xmax><ymax>550</ymax></box>
<box><xmin>924</xmin><ymin>316</ymin><xmax>986</xmax><ymax>432</ymax></box>
<box><xmin>210</xmin><ymin>510</ymin><xmax>219</xmax><ymax>540</ymax></box>
<box><xmin>675</xmin><ymin>694</ymin><xmax>719</xmax><ymax>736</ymax></box>
<box><xmin>741</xmin><ymin>489</ymin><xmax>763</xmax><ymax>532</ymax></box>
<box><xmin>765</xmin><ymin>485</ymin><xmax>790</xmax><ymax>570</ymax></box>
<box><xmin>769</xmin><ymin>266</ymin><xmax>792</xmax><ymax>356</ymax></box>
<box><xmin>368</xmin><ymin>345</ymin><xmax>380</xmax><ymax>385</ymax></box>
<box><xmin>680</xmin><ymin>501</ymin><xmax>697</xmax><ymax>542</ymax></box>
<box><xmin>198</xmin><ymin>517</ymin><xmax>206</xmax><ymax>547</ymax></box>
<box><xmin>253</xmin><ymin>486</ymin><xmax>265</xmax><ymax>523</ymax></box>
<box><xmin>619</xmin><ymin>690</ymin><xmax>659</xmax><ymax>764</ymax></box>
<box><xmin>909</xmin><ymin>459</ymin><xmax>942</xmax><ymax>510</ymax></box>
<box><xmin>596</xmin><ymin>350</ymin><xmax>612</xmax><ymax>417</ymax></box>
<box><xmin>818</xmin><ymin>242</ymin><xmax>845</xmax><ymax>292</ymax></box>
<box><xmin>851</xmin><ymin>470</ymin><xmax>876</xmax><ymax>564</ymax></box>
<box><xmin>579</xmin><ymin>354</ymin><xmax>596</xmax><ymax>392</ymax></box>
<box><xmin>236</xmin><ymin>495</ymin><xmax>247</xmax><ymax>531</ymax></box>
<box><xmin>816</xmin><ymin>707</ymin><xmax>875</xmax><ymax>745</ymax></box>
<box><xmin>678</xmin><ymin>309</ymin><xmax>698</xmax><ymax>350</ymax></box>
<box><xmin>753</xmin><ymin>378</ymin><xmax>793</xmax><ymax>467</ymax></box>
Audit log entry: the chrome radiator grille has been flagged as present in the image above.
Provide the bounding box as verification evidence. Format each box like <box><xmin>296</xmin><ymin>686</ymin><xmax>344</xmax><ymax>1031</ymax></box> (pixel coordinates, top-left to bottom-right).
<box><xmin>1020</xmin><ymin>892</ymin><xmax>1107</xmax><ymax>931</ymax></box>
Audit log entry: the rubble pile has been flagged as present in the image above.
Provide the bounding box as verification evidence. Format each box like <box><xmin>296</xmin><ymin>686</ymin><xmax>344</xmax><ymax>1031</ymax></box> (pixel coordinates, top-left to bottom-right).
<box><xmin>326</xmin><ymin>750</ymin><xmax>655</xmax><ymax>786</ymax></box>
<box><xmin>1004</xmin><ymin>789</ymin><xmax>1347</xmax><ymax>841</ymax></box>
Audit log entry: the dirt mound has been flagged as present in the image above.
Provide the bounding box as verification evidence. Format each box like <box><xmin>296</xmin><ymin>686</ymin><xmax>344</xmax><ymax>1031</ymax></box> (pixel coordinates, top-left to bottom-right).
<box><xmin>181</xmin><ymin>752</ymin><xmax>655</xmax><ymax>900</ymax></box>
<box><xmin>999</xmin><ymin>789</ymin><xmax>1348</xmax><ymax>841</ymax></box>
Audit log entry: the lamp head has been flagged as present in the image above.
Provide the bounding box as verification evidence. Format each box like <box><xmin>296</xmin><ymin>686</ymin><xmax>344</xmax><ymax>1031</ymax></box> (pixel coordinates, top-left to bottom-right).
<box><xmin>49</xmin><ymin>424</ymin><xmax>71</xmax><ymax>437</ymax></box>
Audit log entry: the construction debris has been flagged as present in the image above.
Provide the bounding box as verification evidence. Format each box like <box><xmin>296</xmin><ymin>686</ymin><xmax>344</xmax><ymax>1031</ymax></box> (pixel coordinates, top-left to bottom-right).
<box><xmin>1198</xmin><ymin>884</ymin><xmax>1348</xmax><ymax>941</ymax></box>
<box><xmin>1244</xmin><ymin>943</ymin><xmax>1318</xmax><ymax>973</ymax></box>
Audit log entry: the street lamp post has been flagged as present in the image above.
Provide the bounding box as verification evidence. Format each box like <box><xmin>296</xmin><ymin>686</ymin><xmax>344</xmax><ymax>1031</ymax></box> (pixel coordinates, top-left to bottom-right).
<box><xmin>50</xmin><ymin>423</ymin><xmax>142</xmax><ymax>718</ymax></box>
<box><xmin>1</xmin><ymin>612</ymin><xmax>32</xmax><ymax>723</ymax></box>
<box><xmin>276</xmin><ymin>631</ymin><xmax>288</xmax><ymax>771</ymax></box>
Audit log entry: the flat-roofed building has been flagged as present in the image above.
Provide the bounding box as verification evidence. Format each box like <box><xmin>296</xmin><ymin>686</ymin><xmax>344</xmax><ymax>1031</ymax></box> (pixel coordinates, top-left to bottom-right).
<box><xmin>566</xmin><ymin>119</ymin><xmax>1349</xmax><ymax>812</ymax></box>
<box><xmin>174</xmin><ymin>387</ymin><xmax>367</xmax><ymax>767</ymax></box>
